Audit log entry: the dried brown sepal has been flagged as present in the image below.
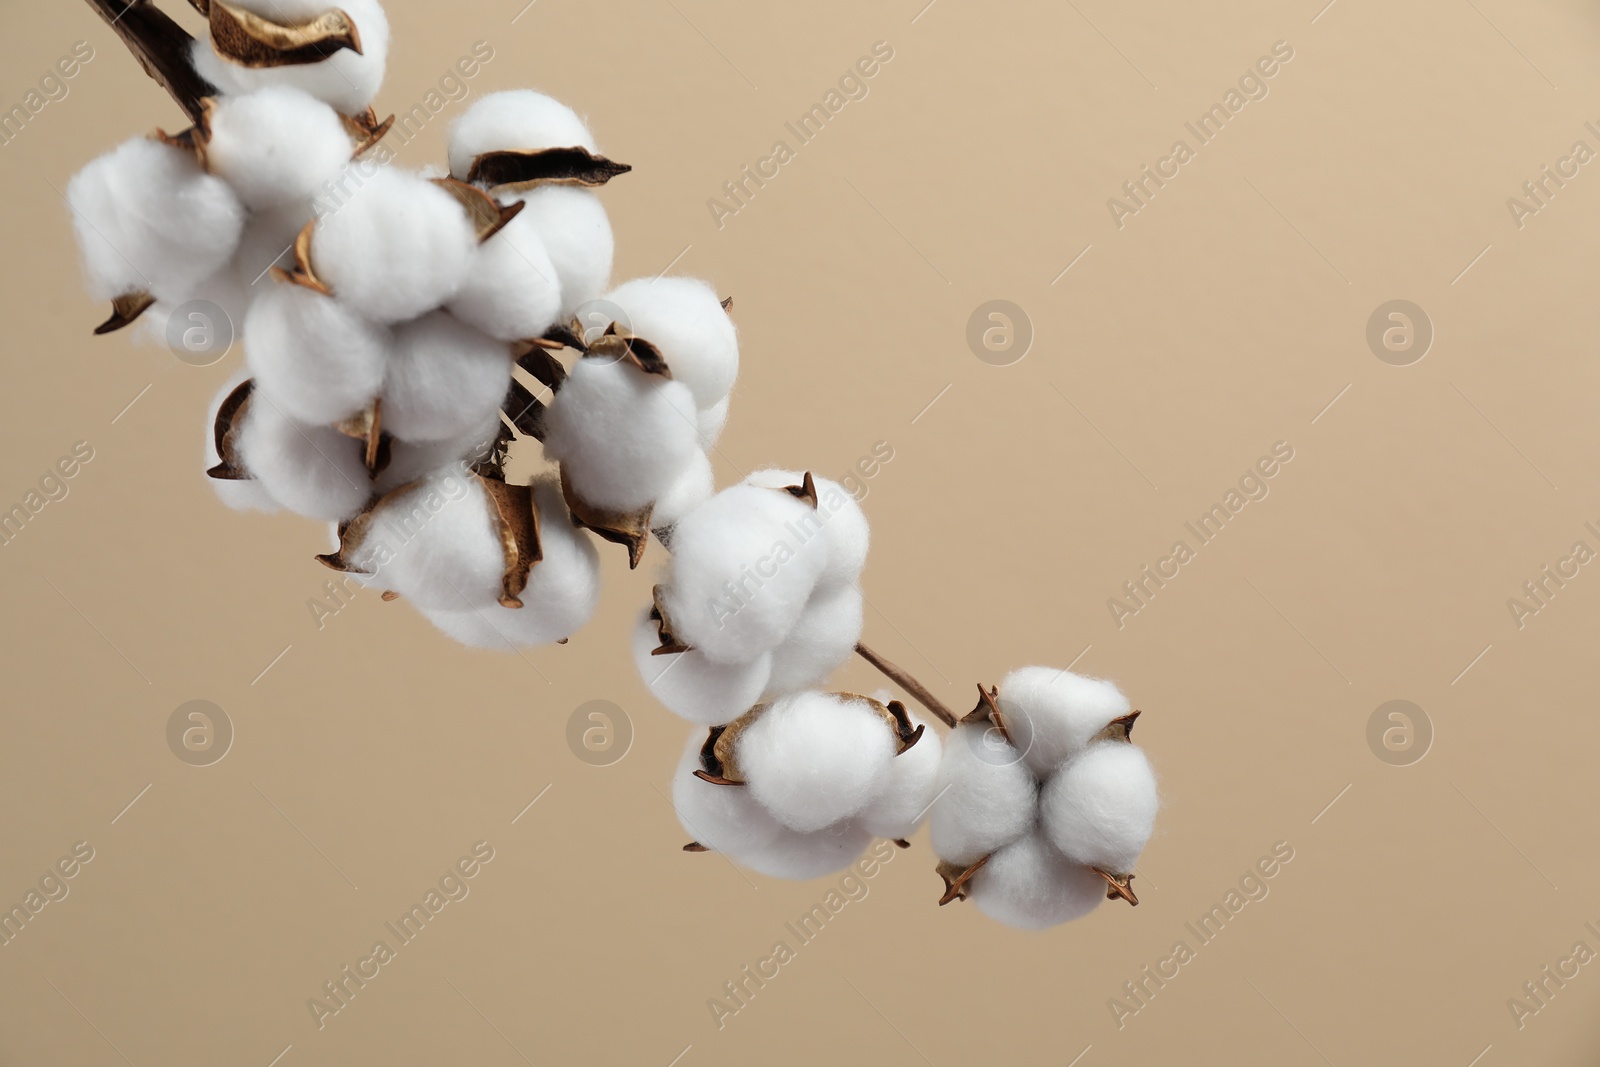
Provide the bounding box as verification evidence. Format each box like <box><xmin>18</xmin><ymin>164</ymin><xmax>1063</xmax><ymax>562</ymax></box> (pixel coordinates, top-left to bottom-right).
<box><xmin>430</xmin><ymin>177</ymin><xmax>525</xmax><ymax>243</ymax></box>
<box><xmin>892</xmin><ymin>838</ymin><xmax>911</xmax><ymax>849</ymax></box>
<box><xmin>206</xmin><ymin>379</ymin><xmax>255</xmax><ymax>480</ymax></box>
<box><xmin>683</xmin><ymin>842</ymin><xmax>710</xmax><ymax>853</ymax></box>
<box><xmin>960</xmin><ymin>684</ymin><xmax>1011</xmax><ymax>745</ymax></box>
<box><xmin>466</xmin><ymin>146</ymin><xmax>633</xmax><ymax>190</ymax></box>
<box><xmin>780</xmin><ymin>471</ymin><xmax>818</xmax><ymax>509</ymax></box>
<box><xmin>559</xmin><ymin>465</ymin><xmax>651</xmax><ymax>569</ymax></box>
<box><xmin>334</xmin><ymin>398</ymin><xmax>383</xmax><ymax>472</ymax></box>
<box><xmin>380</xmin><ymin>590</ymin><xmax>399</xmax><ymax>602</ymax></box>
<box><xmin>584</xmin><ymin>330</ymin><xmax>672</xmax><ymax>379</ymax></box>
<box><xmin>316</xmin><ymin>499</ymin><xmax>385</xmax><ymax>573</ymax></box>
<box><xmin>515</xmin><ymin>342</ymin><xmax>568</xmax><ymax>392</ymax></box>
<box><xmin>502</xmin><ymin>378</ymin><xmax>547</xmax><ymax>442</ymax></box>
<box><xmin>937</xmin><ymin>855</ymin><xmax>990</xmax><ymax>906</ymax></box>
<box><xmin>208</xmin><ymin>0</ymin><xmax>364</xmax><ymax>69</ymax></box>
<box><xmin>84</xmin><ymin>0</ymin><xmax>220</xmax><ymax>126</ymax></box>
<box><xmin>693</xmin><ymin>723</ymin><xmax>741</xmax><ymax>785</ymax></box>
<box><xmin>883</xmin><ymin>699</ymin><xmax>926</xmax><ymax>754</ymax></box>
<box><xmin>720</xmin><ymin>296</ymin><xmax>733</xmax><ymax>312</ymax></box>
<box><xmin>1092</xmin><ymin>868</ymin><xmax>1139</xmax><ymax>906</ymax></box>
<box><xmin>343</xmin><ymin>107</ymin><xmax>394</xmax><ymax>158</ymax></box>
<box><xmin>479</xmin><ymin>477</ymin><xmax>542</xmax><ymax>608</ymax></box>
<box><xmin>94</xmin><ymin>291</ymin><xmax>157</xmax><ymax>336</ymax></box>
<box><xmin>1091</xmin><ymin>710</ymin><xmax>1142</xmax><ymax>745</ymax></box>
<box><xmin>543</xmin><ymin>320</ymin><xmax>589</xmax><ymax>353</ymax></box>
<box><xmin>649</xmin><ymin>584</ymin><xmax>690</xmax><ymax>655</ymax></box>
<box><xmin>269</xmin><ymin>220</ymin><xmax>331</xmax><ymax>295</ymax></box>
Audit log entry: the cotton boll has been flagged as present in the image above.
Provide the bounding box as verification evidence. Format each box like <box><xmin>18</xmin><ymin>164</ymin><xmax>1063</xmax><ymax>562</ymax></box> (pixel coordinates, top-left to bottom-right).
<box><xmin>929</xmin><ymin>724</ymin><xmax>1038</xmax><ymax>867</ymax></box>
<box><xmin>447</xmin><ymin>90</ymin><xmax>598</xmax><ymax>180</ymax></box>
<box><xmin>728</xmin><ymin>821</ymin><xmax>873</xmax><ymax>881</ymax></box>
<box><xmin>697</xmin><ymin>397</ymin><xmax>729</xmax><ymax>449</ymax></box>
<box><xmin>605</xmin><ymin>277</ymin><xmax>737</xmax><ymax>410</ymax></box>
<box><xmin>421</xmin><ymin>479</ymin><xmax>600</xmax><ymax>648</ymax></box>
<box><xmin>204</xmin><ymin>376</ymin><xmax>278</xmax><ymax>513</ymax></box>
<box><xmin>244</xmin><ymin>283</ymin><xmax>387</xmax><ymax>425</ymax></box>
<box><xmin>541</xmin><ymin>357</ymin><xmax>700</xmax><ymax>511</ymax></box>
<box><xmin>349</xmin><ymin>467</ymin><xmax>505</xmax><ymax>610</ymax></box>
<box><xmin>189</xmin><ymin>0</ymin><xmax>390</xmax><ymax>114</ymax></box>
<box><xmin>660</xmin><ymin>485</ymin><xmax>829</xmax><ymax>664</ymax></box>
<box><xmin>736</xmin><ymin>692</ymin><xmax>896</xmax><ymax>833</ymax></box>
<box><xmin>672</xmin><ymin>731</ymin><xmax>785</xmax><ymax>856</ymax></box>
<box><xmin>858</xmin><ymin>717</ymin><xmax>942</xmax><ymax>841</ymax></box>
<box><xmin>512</xmin><ymin>186</ymin><xmax>611</xmax><ymax>319</ymax></box>
<box><xmin>967</xmin><ymin>830</ymin><xmax>1105</xmax><ymax>931</ymax></box>
<box><xmin>381</xmin><ymin>312</ymin><xmax>513</xmax><ymax>443</ymax></box>
<box><xmin>997</xmin><ymin>667</ymin><xmax>1133</xmax><ymax>777</ymax></box>
<box><xmin>447</xmin><ymin>208</ymin><xmax>563</xmax><ymax>341</ymax></box>
<box><xmin>633</xmin><ymin>611</ymin><xmax>770</xmax><ymax>726</ymax></box>
<box><xmin>311</xmin><ymin>167</ymin><xmax>476</xmax><ymax>324</ymax></box>
<box><xmin>651</xmin><ymin>451</ymin><xmax>714</xmax><ymax>531</ymax></box>
<box><xmin>762</xmin><ymin>582</ymin><xmax>863</xmax><ymax>698</ymax></box>
<box><xmin>235</xmin><ymin>394</ymin><xmax>371</xmax><ymax>520</ymax></box>
<box><xmin>742</xmin><ymin>469</ymin><xmax>869</xmax><ymax>587</ymax></box>
<box><xmin>374</xmin><ymin>416</ymin><xmax>501</xmax><ymax>495</ymax></box>
<box><xmin>1040</xmin><ymin>743</ymin><xmax>1158</xmax><ymax>873</ymax></box>
<box><xmin>67</xmin><ymin>137</ymin><xmax>246</xmax><ymax>303</ymax></box>
<box><xmin>204</xmin><ymin>86</ymin><xmax>353</xmax><ymax>210</ymax></box>
<box><xmin>229</xmin><ymin>199</ymin><xmax>314</xmax><ymax>298</ymax></box>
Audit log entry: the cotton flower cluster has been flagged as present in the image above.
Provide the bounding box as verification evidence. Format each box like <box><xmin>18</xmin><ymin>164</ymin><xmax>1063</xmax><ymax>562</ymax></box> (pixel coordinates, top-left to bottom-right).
<box><xmin>930</xmin><ymin>669</ymin><xmax>1159</xmax><ymax>929</ymax></box>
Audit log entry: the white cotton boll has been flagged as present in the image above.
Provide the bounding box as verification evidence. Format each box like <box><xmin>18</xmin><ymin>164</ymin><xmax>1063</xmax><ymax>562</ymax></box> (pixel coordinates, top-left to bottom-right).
<box><xmin>243</xmin><ymin>283</ymin><xmax>387</xmax><ymax>425</ymax></box>
<box><xmin>651</xmin><ymin>451</ymin><xmax>714</xmax><ymax>531</ymax></box>
<box><xmin>742</xmin><ymin>469</ymin><xmax>870</xmax><ymax>587</ymax></box>
<box><xmin>541</xmin><ymin>357</ymin><xmax>700</xmax><ymax>511</ymax></box>
<box><xmin>633</xmin><ymin>611</ymin><xmax>771</xmax><ymax>726</ymax></box>
<box><xmin>204</xmin><ymin>375</ymin><xmax>278</xmax><ymax>513</ymax></box>
<box><xmin>67</xmin><ymin>137</ymin><xmax>246</xmax><ymax>303</ymax></box>
<box><xmin>728</xmin><ymin>821</ymin><xmax>874</xmax><ymax>881</ymax></box>
<box><xmin>762</xmin><ymin>582</ymin><xmax>863</xmax><ymax>698</ymax></box>
<box><xmin>447</xmin><ymin>90</ymin><xmax>598</xmax><ymax>180</ymax></box>
<box><xmin>858</xmin><ymin>717</ymin><xmax>942</xmax><ymax>841</ymax></box>
<box><xmin>967</xmin><ymin>830</ymin><xmax>1105</xmax><ymax>931</ymax></box>
<box><xmin>660</xmin><ymin>485</ymin><xmax>829</xmax><ymax>664</ymax></box>
<box><xmin>697</xmin><ymin>398</ymin><xmax>729</xmax><ymax>449</ymax></box>
<box><xmin>235</xmin><ymin>395</ymin><xmax>370</xmax><ymax>520</ymax></box>
<box><xmin>310</xmin><ymin>167</ymin><xmax>476</xmax><ymax>324</ymax></box>
<box><xmin>736</xmin><ymin>692</ymin><xmax>896</xmax><ymax>833</ymax></box>
<box><xmin>350</xmin><ymin>467</ymin><xmax>504</xmax><ymax>610</ymax></box>
<box><xmin>381</xmin><ymin>312</ymin><xmax>513</xmax><ymax>443</ymax></box>
<box><xmin>374</xmin><ymin>416</ymin><xmax>501</xmax><ymax>495</ymax></box>
<box><xmin>204</xmin><ymin>86</ymin><xmax>353</xmax><ymax>210</ymax></box>
<box><xmin>513</xmin><ymin>186</ymin><xmax>611</xmax><ymax>319</ymax></box>
<box><xmin>929</xmin><ymin>724</ymin><xmax>1038</xmax><ymax>867</ymax></box>
<box><xmin>420</xmin><ymin>479</ymin><xmax>600</xmax><ymax>648</ymax></box>
<box><xmin>997</xmin><ymin>667</ymin><xmax>1133</xmax><ymax>778</ymax></box>
<box><xmin>447</xmin><ymin>208</ymin><xmax>563</xmax><ymax>341</ymax></box>
<box><xmin>189</xmin><ymin>0</ymin><xmax>390</xmax><ymax>115</ymax></box>
<box><xmin>605</xmin><ymin>277</ymin><xmax>737</xmax><ymax>411</ymax></box>
<box><xmin>672</xmin><ymin>731</ymin><xmax>785</xmax><ymax>856</ymax></box>
<box><xmin>1040</xmin><ymin>743</ymin><xmax>1158</xmax><ymax>873</ymax></box>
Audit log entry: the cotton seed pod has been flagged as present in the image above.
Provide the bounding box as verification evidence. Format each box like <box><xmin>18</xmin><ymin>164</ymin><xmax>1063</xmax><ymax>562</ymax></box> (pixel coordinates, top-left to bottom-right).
<box><xmin>1040</xmin><ymin>742</ymin><xmax>1158</xmax><ymax>874</ymax></box>
<box><xmin>964</xmin><ymin>830</ymin><xmax>1106</xmax><ymax>931</ymax></box>
<box><xmin>762</xmin><ymin>581</ymin><xmax>864</xmax><ymax>698</ymax></box>
<box><xmin>995</xmin><ymin>666</ymin><xmax>1134</xmax><ymax>777</ymax></box>
<box><xmin>203</xmin><ymin>85</ymin><xmax>354</xmax><ymax>210</ymax></box>
<box><xmin>204</xmin><ymin>376</ymin><xmax>278</xmax><ymax>513</ymax></box>
<box><xmin>231</xmin><ymin>389</ymin><xmax>372</xmax><ymax>520</ymax></box>
<box><xmin>633</xmin><ymin>610</ymin><xmax>771</xmax><ymax>726</ymax></box>
<box><xmin>307</xmin><ymin>167</ymin><xmax>477</xmax><ymax>324</ymax></box>
<box><xmin>672</xmin><ymin>730</ymin><xmax>786</xmax><ymax>857</ymax></box>
<box><xmin>447</xmin><ymin>89</ymin><xmax>598</xmax><ymax>180</ymax></box>
<box><xmin>381</xmin><ymin>311</ymin><xmax>514</xmax><ymax>443</ymax></box>
<box><xmin>68</xmin><ymin>136</ymin><xmax>246</xmax><ymax>309</ymax></box>
<box><xmin>604</xmin><ymin>277</ymin><xmax>737</xmax><ymax>411</ymax></box>
<box><xmin>243</xmin><ymin>282</ymin><xmax>388</xmax><ymax>425</ymax></box>
<box><xmin>857</xmin><ymin>714</ymin><xmax>942</xmax><ymax>842</ymax></box>
<box><xmin>658</xmin><ymin>483</ymin><xmax>830</xmax><ymax>664</ymax></box>
<box><xmin>420</xmin><ymin>478</ymin><xmax>600</xmax><ymax>649</ymax></box>
<box><xmin>725</xmin><ymin>820</ymin><xmax>874</xmax><ymax>882</ymax></box>
<box><xmin>742</xmin><ymin>469</ymin><xmax>869</xmax><ymax>588</ymax></box>
<box><xmin>446</xmin><ymin>206</ymin><xmax>563</xmax><ymax>342</ymax></box>
<box><xmin>512</xmin><ymin>186</ymin><xmax>613</xmax><ymax>320</ymax></box>
<box><xmin>189</xmin><ymin>0</ymin><xmax>391</xmax><ymax>114</ymax></box>
<box><xmin>929</xmin><ymin>723</ymin><xmax>1039</xmax><ymax>867</ymax></box>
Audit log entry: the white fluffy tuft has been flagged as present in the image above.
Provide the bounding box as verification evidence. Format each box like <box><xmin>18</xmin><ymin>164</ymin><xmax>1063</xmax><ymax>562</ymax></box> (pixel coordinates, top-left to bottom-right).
<box><xmin>204</xmin><ymin>85</ymin><xmax>353</xmax><ymax>210</ymax></box>
<box><xmin>929</xmin><ymin>724</ymin><xmax>1039</xmax><ymax>867</ymax></box>
<box><xmin>605</xmin><ymin>277</ymin><xmax>737</xmax><ymax>410</ymax></box>
<box><xmin>512</xmin><ymin>186</ymin><xmax>612</xmax><ymax>319</ymax></box>
<box><xmin>741</xmin><ymin>469</ymin><xmax>868</xmax><ymax>587</ymax></box>
<box><xmin>762</xmin><ymin>582</ymin><xmax>863</xmax><ymax>698</ymax></box>
<box><xmin>381</xmin><ymin>311</ymin><xmax>513</xmax><ymax>443</ymax></box>
<box><xmin>633</xmin><ymin>612</ymin><xmax>770</xmax><ymax>726</ymax></box>
<box><xmin>205</xmin><ymin>375</ymin><xmax>279</xmax><ymax>513</ymax></box>
<box><xmin>1039</xmin><ymin>742</ymin><xmax>1158</xmax><ymax>873</ymax></box>
<box><xmin>672</xmin><ymin>731</ymin><xmax>785</xmax><ymax>856</ymax></box>
<box><xmin>244</xmin><ymin>282</ymin><xmax>388</xmax><ymax>425</ymax></box>
<box><xmin>697</xmin><ymin>397</ymin><xmax>729</xmax><ymax>449</ymax></box>
<box><xmin>858</xmin><ymin>717</ymin><xmax>942</xmax><ymax>841</ymax></box>
<box><xmin>997</xmin><ymin>667</ymin><xmax>1132</xmax><ymax>777</ymax></box>
<box><xmin>967</xmin><ymin>830</ymin><xmax>1106</xmax><ymax>930</ymax></box>
<box><xmin>447</xmin><ymin>90</ymin><xmax>598</xmax><ymax>180</ymax></box>
<box><xmin>447</xmin><ymin>207</ymin><xmax>563</xmax><ymax>341</ymax></box>
<box><xmin>189</xmin><ymin>0</ymin><xmax>390</xmax><ymax>115</ymax></box>
<box><xmin>726</xmin><ymin>821</ymin><xmax>873</xmax><ymax>881</ymax></box>
<box><xmin>736</xmin><ymin>692</ymin><xmax>896</xmax><ymax>833</ymax></box>
<box><xmin>348</xmin><ymin>467</ymin><xmax>504</xmax><ymax>610</ymax></box>
<box><xmin>649</xmin><ymin>449</ymin><xmax>714</xmax><ymax>531</ymax></box>
<box><xmin>235</xmin><ymin>393</ymin><xmax>371</xmax><ymax>520</ymax></box>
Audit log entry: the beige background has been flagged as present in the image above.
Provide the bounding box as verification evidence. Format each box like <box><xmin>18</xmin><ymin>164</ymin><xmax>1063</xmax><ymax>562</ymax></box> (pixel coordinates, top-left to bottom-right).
<box><xmin>3</xmin><ymin>0</ymin><xmax>1600</xmax><ymax>1063</ymax></box>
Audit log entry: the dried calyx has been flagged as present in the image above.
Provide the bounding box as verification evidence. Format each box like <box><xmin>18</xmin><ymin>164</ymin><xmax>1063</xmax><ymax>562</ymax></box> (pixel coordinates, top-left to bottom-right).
<box><xmin>204</xmin><ymin>1</ymin><xmax>364</xmax><ymax>69</ymax></box>
<box><xmin>465</xmin><ymin>146</ymin><xmax>632</xmax><ymax>191</ymax></box>
<box><xmin>205</xmin><ymin>379</ymin><xmax>255</xmax><ymax>480</ymax></box>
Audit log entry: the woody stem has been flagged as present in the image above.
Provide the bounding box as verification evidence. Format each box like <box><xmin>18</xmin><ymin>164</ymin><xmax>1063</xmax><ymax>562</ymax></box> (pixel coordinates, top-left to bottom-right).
<box><xmin>853</xmin><ymin>642</ymin><xmax>958</xmax><ymax>728</ymax></box>
<box><xmin>82</xmin><ymin>0</ymin><xmax>217</xmax><ymax>125</ymax></box>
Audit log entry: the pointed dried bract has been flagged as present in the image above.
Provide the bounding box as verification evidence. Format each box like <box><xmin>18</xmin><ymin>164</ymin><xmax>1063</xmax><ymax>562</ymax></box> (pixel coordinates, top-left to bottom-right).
<box><xmin>208</xmin><ymin>1</ymin><xmax>364</xmax><ymax>69</ymax></box>
<box><xmin>465</xmin><ymin>146</ymin><xmax>632</xmax><ymax>190</ymax></box>
<box><xmin>515</xmin><ymin>342</ymin><xmax>568</xmax><ymax>392</ymax></box>
<box><xmin>649</xmin><ymin>584</ymin><xmax>691</xmax><ymax>655</ymax></box>
<box><xmin>559</xmin><ymin>465</ymin><xmax>652</xmax><ymax>568</ymax></box>
<box><xmin>430</xmin><ymin>177</ymin><xmax>525</xmax><ymax>243</ymax></box>
<box><xmin>270</xmin><ymin>220</ymin><xmax>332</xmax><ymax>295</ymax></box>
<box><xmin>1091</xmin><ymin>867</ymin><xmax>1138</xmax><ymax>906</ymax></box>
<box><xmin>542</xmin><ymin>320</ymin><xmax>588</xmax><ymax>353</ymax></box>
<box><xmin>779</xmin><ymin>471</ymin><xmax>818</xmax><ymax>510</ymax></box>
<box><xmin>94</xmin><ymin>291</ymin><xmax>157</xmax><ymax>336</ymax></box>
<box><xmin>720</xmin><ymin>296</ymin><xmax>733</xmax><ymax>312</ymax></box>
<box><xmin>205</xmin><ymin>379</ymin><xmax>255</xmax><ymax>479</ymax></box>
<box><xmin>682</xmin><ymin>842</ymin><xmax>710</xmax><ymax>853</ymax></box>
<box><xmin>502</xmin><ymin>378</ymin><xmax>547</xmax><ymax>442</ymax></box>
<box><xmin>583</xmin><ymin>331</ymin><xmax>671</xmax><ymax>379</ymax></box>
<box><xmin>478</xmin><ymin>476</ymin><xmax>542</xmax><ymax>608</ymax></box>
<box><xmin>692</xmin><ymin>722</ymin><xmax>742</xmax><ymax>786</ymax></box>
<box><xmin>84</xmin><ymin>0</ymin><xmax>220</xmax><ymax>125</ymax></box>
<box><xmin>936</xmin><ymin>855</ymin><xmax>990</xmax><ymax>905</ymax></box>
<box><xmin>1090</xmin><ymin>710</ymin><xmax>1141</xmax><ymax>745</ymax></box>
<box><xmin>960</xmin><ymin>684</ymin><xmax>1011</xmax><ymax>744</ymax></box>
<box><xmin>883</xmin><ymin>699</ymin><xmax>926</xmax><ymax>754</ymax></box>
<box><xmin>380</xmin><ymin>590</ymin><xmax>400</xmax><ymax>602</ymax></box>
<box><xmin>334</xmin><ymin>397</ymin><xmax>383</xmax><ymax>472</ymax></box>
<box><xmin>343</xmin><ymin>107</ymin><xmax>395</xmax><ymax>158</ymax></box>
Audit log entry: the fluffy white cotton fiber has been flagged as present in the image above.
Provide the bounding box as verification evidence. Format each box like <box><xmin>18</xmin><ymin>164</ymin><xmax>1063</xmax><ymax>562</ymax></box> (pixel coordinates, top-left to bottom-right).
<box><xmin>351</xmin><ymin>467</ymin><xmax>504</xmax><ymax>610</ymax></box>
<box><xmin>633</xmin><ymin>612</ymin><xmax>770</xmax><ymax>725</ymax></box>
<box><xmin>310</xmin><ymin>167</ymin><xmax>476</xmax><ymax>324</ymax></box>
<box><xmin>929</xmin><ymin>724</ymin><xmax>1038</xmax><ymax>867</ymax></box>
<box><xmin>697</xmin><ymin>397</ymin><xmax>729</xmax><ymax>449</ymax></box>
<box><xmin>447</xmin><ymin>208</ymin><xmax>563</xmax><ymax>341</ymax></box>
<box><xmin>858</xmin><ymin>717</ymin><xmax>942</xmax><ymax>841</ymax></box>
<box><xmin>967</xmin><ymin>830</ymin><xmax>1106</xmax><ymax>930</ymax></box>
<box><xmin>205</xmin><ymin>375</ymin><xmax>279</xmax><ymax>513</ymax></box>
<box><xmin>997</xmin><ymin>667</ymin><xmax>1132</xmax><ymax>777</ymax></box>
<box><xmin>1040</xmin><ymin>743</ymin><xmax>1158</xmax><ymax>873</ymax></box>
<box><xmin>68</xmin><ymin>137</ymin><xmax>246</xmax><ymax>303</ymax></box>
<box><xmin>741</xmin><ymin>469</ymin><xmax>869</xmax><ymax>588</ymax></box>
<box><xmin>651</xmin><ymin>450</ymin><xmax>715</xmax><ymax>531</ymax></box>
<box><xmin>728</xmin><ymin>821</ymin><xmax>873</xmax><ymax>881</ymax></box>
<box><xmin>512</xmin><ymin>186</ymin><xmax>612</xmax><ymax>319</ymax></box>
<box><xmin>235</xmin><ymin>393</ymin><xmax>371</xmax><ymax>520</ymax></box>
<box><xmin>244</xmin><ymin>282</ymin><xmax>387</xmax><ymax>425</ymax></box>
<box><xmin>541</xmin><ymin>356</ymin><xmax>700</xmax><ymax>511</ymax></box>
<box><xmin>659</xmin><ymin>484</ymin><xmax>829</xmax><ymax>664</ymax></box>
<box><xmin>374</xmin><ymin>416</ymin><xmax>501</xmax><ymax>495</ymax></box>
<box><xmin>671</xmin><ymin>730</ymin><xmax>785</xmax><ymax>856</ymax></box>
<box><xmin>737</xmin><ymin>692</ymin><xmax>895</xmax><ymax>833</ymax></box>
<box><xmin>204</xmin><ymin>86</ymin><xmax>352</xmax><ymax>210</ymax></box>
<box><xmin>762</xmin><ymin>582</ymin><xmax>863</xmax><ymax>697</ymax></box>
<box><xmin>447</xmin><ymin>90</ymin><xmax>598</xmax><ymax>180</ymax></box>
<box><xmin>605</xmin><ymin>277</ymin><xmax>737</xmax><ymax>410</ymax></box>
<box><xmin>189</xmin><ymin>0</ymin><xmax>391</xmax><ymax>115</ymax></box>
<box><xmin>381</xmin><ymin>311</ymin><xmax>513</xmax><ymax>443</ymax></box>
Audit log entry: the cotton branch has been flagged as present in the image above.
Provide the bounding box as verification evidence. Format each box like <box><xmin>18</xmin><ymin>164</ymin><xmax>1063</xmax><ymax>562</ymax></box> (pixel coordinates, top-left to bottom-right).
<box><xmin>853</xmin><ymin>642</ymin><xmax>958</xmax><ymax>728</ymax></box>
<box><xmin>82</xmin><ymin>0</ymin><xmax>218</xmax><ymax>125</ymax></box>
